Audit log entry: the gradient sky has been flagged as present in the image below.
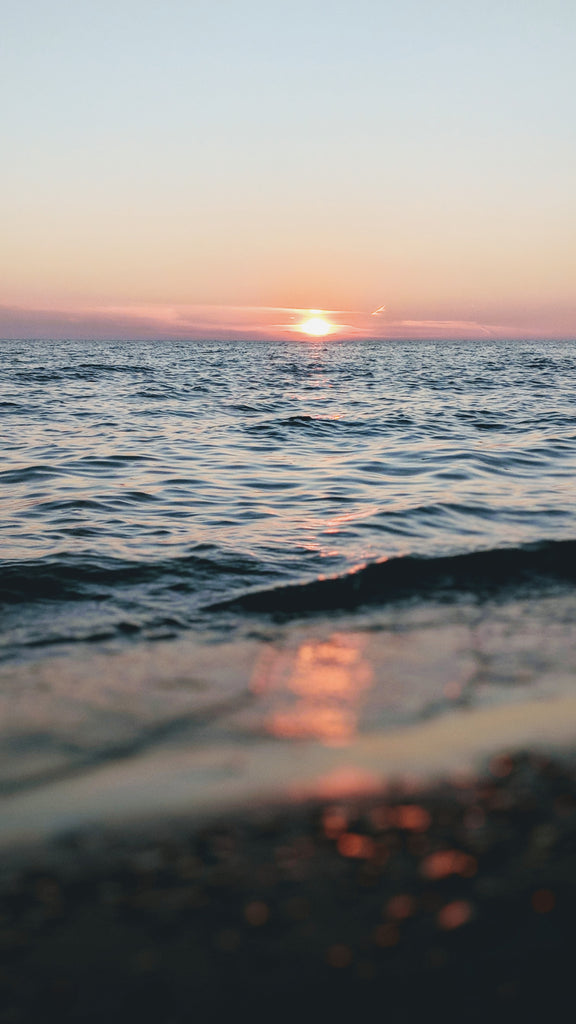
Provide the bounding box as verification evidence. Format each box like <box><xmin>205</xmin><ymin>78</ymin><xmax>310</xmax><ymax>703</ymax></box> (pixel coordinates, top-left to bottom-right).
<box><xmin>2</xmin><ymin>0</ymin><xmax>575</xmax><ymax>339</ymax></box>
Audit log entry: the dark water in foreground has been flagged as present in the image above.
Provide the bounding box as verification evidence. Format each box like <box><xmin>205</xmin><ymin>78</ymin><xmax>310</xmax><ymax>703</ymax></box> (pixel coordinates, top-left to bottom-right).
<box><xmin>1</xmin><ymin>337</ymin><xmax>576</xmax><ymax>655</ymax></box>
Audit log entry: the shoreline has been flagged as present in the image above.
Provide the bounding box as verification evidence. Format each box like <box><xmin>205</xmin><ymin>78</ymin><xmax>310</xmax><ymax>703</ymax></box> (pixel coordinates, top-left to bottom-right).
<box><xmin>3</xmin><ymin>682</ymin><xmax>576</xmax><ymax>860</ymax></box>
<box><xmin>2</xmin><ymin>584</ymin><xmax>576</xmax><ymax>852</ymax></box>
<box><xmin>2</xmin><ymin>585</ymin><xmax>576</xmax><ymax>1020</ymax></box>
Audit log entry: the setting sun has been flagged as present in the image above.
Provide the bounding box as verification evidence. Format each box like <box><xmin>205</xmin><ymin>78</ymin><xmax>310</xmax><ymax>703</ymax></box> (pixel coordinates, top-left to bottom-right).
<box><xmin>299</xmin><ymin>316</ymin><xmax>332</xmax><ymax>337</ymax></box>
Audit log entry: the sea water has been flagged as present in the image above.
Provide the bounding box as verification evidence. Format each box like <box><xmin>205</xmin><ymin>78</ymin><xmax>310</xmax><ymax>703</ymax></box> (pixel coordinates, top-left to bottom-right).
<box><xmin>1</xmin><ymin>338</ymin><xmax>576</xmax><ymax>814</ymax></box>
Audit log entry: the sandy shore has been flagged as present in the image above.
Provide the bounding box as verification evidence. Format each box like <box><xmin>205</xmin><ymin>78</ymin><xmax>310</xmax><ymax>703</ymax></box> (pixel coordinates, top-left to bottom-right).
<box><xmin>2</xmin><ymin>589</ymin><xmax>576</xmax><ymax>1022</ymax></box>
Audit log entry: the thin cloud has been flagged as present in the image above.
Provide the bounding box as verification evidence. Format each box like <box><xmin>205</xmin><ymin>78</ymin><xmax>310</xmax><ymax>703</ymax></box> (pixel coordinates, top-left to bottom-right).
<box><xmin>0</xmin><ymin>303</ymin><xmax>568</xmax><ymax>342</ymax></box>
<box><xmin>0</xmin><ymin>302</ymin><xmax>372</xmax><ymax>341</ymax></box>
<box><xmin>398</xmin><ymin>319</ymin><xmax>497</xmax><ymax>336</ymax></box>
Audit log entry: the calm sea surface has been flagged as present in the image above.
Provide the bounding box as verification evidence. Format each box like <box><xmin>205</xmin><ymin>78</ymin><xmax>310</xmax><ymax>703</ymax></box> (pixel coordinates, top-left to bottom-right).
<box><xmin>1</xmin><ymin>337</ymin><xmax>576</xmax><ymax>657</ymax></box>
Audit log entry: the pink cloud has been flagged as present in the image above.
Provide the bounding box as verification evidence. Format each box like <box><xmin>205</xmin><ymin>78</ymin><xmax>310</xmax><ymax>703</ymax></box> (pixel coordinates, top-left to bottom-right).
<box><xmin>0</xmin><ymin>302</ymin><xmax>573</xmax><ymax>342</ymax></box>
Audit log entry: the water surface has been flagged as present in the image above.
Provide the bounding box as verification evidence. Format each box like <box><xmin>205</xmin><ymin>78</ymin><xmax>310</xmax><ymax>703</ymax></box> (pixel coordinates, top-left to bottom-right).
<box><xmin>2</xmin><ymin>337</ymin><xmax>575</xmax><ymax>654</ymax></box>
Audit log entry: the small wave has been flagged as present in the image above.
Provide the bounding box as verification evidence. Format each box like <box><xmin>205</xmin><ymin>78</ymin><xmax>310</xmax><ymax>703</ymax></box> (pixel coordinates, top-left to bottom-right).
<box><xmin>210</xmin><ymin>539</ymin><xmax>576</xmax><ymax>616</ymax></box>
<box><xmin>75</xmin><ymin>362</ymin><xmax>152</xmax><ymax>374</ymax></box>
<box><xmin>13</xmin><ymin>363</ymin><xmax>153</xmax><ymax>384</ymax></box>
<box><xmin>0</xmin><ymin>549</ymin><xmax>270</xmax><ymax>605</ymax></box>
<box><xmin>0</xmin><ymin>465</ymin><xmax>69</xmax><ymax>484</ymax></box>
<box><xmin>35</xmin><ymin>497</ymin><xmax>110</xmax><ymax>513</ymax></box>
<box><xmin>245</xmin><ymin>414</ymin><xmax>366</xmax><ymax>439</ymax></box>
<box><xmin>66</xmin><ymin>454</ymin><xmax>158</xmax><ymax>469</ymax></box>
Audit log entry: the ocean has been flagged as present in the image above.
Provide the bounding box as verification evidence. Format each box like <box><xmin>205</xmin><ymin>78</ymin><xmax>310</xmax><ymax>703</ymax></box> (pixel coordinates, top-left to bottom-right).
<box><xmin>1</xmin><ymin>337</ymin><xmax>576</xmax><ymax>822</ymax></box>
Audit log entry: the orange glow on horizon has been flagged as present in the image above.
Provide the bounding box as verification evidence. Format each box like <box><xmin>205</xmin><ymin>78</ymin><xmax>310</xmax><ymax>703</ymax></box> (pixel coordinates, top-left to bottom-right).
<box><xmin>1</xmin><ymin>299</ymin><xmax>570</xmax><ymax>342</ymax></box>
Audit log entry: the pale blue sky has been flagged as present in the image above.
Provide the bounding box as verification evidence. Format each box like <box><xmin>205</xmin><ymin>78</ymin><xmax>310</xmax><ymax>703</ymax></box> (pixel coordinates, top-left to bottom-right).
<box><xmin>1</xmin><ymin>0</ymin><xmax>575</xmax><ymax>336</ymax></box>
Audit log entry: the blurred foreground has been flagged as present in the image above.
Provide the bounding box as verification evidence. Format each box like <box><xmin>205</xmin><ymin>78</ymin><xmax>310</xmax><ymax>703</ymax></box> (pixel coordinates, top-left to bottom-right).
<box><xmin>2</xmin><ymin>751</ymin><xmax>576</xmax><ymax>1023</ymax></box>
<box><xmin>2</xmin><ymin>586</ymin><xmax>576</xmax><ymax>1022</ymax></box>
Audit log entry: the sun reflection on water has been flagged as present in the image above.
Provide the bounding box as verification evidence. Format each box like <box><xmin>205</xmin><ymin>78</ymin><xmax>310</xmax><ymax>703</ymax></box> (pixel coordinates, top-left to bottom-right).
<box><xmin>251</xmin><ymin>633</ymin><xmax>373</xmax><ymax>746</ymax></box>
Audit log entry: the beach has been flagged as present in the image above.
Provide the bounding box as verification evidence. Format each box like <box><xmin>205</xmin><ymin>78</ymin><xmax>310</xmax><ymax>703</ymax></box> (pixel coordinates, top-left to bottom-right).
<box><xmin>2</xmin><ymin>583</ymin><xmax>576</xmax><ymax>1021</ymax></box>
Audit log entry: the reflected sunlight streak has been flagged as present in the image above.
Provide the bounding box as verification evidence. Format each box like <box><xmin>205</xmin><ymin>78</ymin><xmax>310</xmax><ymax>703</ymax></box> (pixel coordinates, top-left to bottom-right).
<box><xmin>251</xmin><ymin>634</ymin><xmax>373</xmax><ymax>746</ymax></box>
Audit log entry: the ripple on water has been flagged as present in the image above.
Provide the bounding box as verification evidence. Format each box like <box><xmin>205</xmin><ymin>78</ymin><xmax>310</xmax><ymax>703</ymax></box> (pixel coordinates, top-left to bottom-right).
<box><xmin>0</xmin><ymin>337</ymin><xmax>575</xmax><ymax>649</ymax></box>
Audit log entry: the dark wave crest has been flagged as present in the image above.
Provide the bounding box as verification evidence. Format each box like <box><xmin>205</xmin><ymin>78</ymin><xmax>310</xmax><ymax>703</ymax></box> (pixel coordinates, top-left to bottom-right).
<box><xmin>210</xmin><ymin>540</ymin><xmax>576</xmax><ymax>616</ymax></box>
<box><xmin>0</xmin><ymin>549</ymin><xmax>270</xmax><ymax>605</ymax></box>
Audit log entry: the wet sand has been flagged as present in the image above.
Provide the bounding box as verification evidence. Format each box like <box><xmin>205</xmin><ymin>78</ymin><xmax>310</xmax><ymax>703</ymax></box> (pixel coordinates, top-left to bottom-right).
<box><xmin>2</xmin><ymin>590</ymin><xmax>576</xmax><ymax>1022</ymax></box>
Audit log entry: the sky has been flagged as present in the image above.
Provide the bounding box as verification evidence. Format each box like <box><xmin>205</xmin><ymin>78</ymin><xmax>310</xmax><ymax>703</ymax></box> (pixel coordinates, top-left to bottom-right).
<box><xmin>1</xmin><ymin>0</ymin><xmax>575</xmax><ymax>340</ymax></box>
